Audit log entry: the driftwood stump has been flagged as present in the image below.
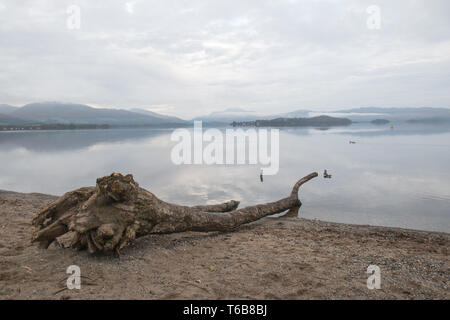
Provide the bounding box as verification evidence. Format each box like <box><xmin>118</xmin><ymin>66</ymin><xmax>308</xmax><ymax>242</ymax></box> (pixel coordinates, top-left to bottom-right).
<box><xmin>32</xmin><ymin>172</ymin><xmax>318</xmax><ymax>254</ymax></box>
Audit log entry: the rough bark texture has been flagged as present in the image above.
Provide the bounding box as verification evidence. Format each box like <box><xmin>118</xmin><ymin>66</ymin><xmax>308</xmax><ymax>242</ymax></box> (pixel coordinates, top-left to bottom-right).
<box><xmin>32</xmin><ymin>172</ymin><xmax>318</xmax><ymax>254</ymax></box>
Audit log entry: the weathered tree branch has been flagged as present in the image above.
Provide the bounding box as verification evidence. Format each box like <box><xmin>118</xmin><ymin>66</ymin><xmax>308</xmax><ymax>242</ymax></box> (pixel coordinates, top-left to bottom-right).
<box><xmin>32</xmin><ymin>172</ymin><xmax>318</xmax><ymax>254</ymax></box>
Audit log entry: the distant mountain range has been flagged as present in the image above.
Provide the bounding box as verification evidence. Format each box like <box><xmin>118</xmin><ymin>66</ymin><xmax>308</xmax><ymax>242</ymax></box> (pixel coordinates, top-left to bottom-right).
<box><xmin>0</xmin><ymin>113</ymin><xmax>34</xmax><ymax>126</ymax></box>
<box><xmin>0</xmin><ymin>102</ymin><xmax>187</xmax><ymax>127</ymax></box>
<box><xmin>329</xmin><ymin>107</ymin><xmax>450</xmax><ymax>122</ymax></box>
<box><xmin>1</xmin><ymin>102</ymin><xmax>449</xmax><ymax>128</ymax></box>
<box><xmin>129</xmin><ymin>108</ymin><xmax>186</xmax><ymax>123</ymax></box>
<box><xmin>0</xmin><ymin>104</ymin><xmax>20</xmax><ymax>114</ymax></box>
<box><xmin>192</xmin><ymin>108</ymin><xmax>274</xmax><ymax>123</ymax></box>
<box><xmin>195</xmin><ymin>107</ymin><xmax>450</xmax><ymax>124</ymax></box>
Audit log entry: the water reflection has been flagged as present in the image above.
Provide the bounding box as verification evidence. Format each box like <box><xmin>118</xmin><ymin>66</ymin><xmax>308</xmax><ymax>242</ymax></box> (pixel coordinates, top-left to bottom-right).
<box><xmin>0</xmin><ymin>128</ymin><xmax>170</xmax><ymax>152</ymax></box>
<box><xmin>0</xmin><ymin>125</ymin><xmax>449</xmax><ymax>232</ymax></box>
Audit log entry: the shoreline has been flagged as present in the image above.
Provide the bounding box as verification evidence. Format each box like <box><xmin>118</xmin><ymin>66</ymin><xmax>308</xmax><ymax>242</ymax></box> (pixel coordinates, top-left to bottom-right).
<box><xmin>0</xmin><ymin>190</ymin><xmax>448</xmax><ymax>299</ymax></box>
<box><xmin>1</xmin><ymin>189</ymin><xmax>446</xmax><ymax>235</ymax></box>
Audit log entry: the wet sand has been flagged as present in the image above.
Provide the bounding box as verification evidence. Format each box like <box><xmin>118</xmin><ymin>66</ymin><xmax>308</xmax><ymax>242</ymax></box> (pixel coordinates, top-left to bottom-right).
<box><xmin>0</xmin><ymin>190</ymin><xmax>448</xmax><ymax>300</ymax></box>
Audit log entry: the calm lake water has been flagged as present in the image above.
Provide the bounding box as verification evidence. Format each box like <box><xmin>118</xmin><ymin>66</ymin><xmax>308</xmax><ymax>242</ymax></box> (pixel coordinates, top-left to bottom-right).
<box><xmin>1</xmin><ymin>123</ymin><xmax>449</xmax><ymax>233</ymax></box>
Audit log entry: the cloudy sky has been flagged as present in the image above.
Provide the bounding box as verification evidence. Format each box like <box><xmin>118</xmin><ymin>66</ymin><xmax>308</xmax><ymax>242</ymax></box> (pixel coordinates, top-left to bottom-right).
<box><xmin>0</xmin><ymin>0</ymin><xmax>449</xmax><ymax>118</ymax></box>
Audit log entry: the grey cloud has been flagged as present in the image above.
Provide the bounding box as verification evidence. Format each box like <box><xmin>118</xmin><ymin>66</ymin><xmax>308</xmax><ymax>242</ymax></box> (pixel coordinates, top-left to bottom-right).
<box><xmin>0</xmin><ymin>0</ymin><xmax>449</xmax><ymax>118</ymax></box>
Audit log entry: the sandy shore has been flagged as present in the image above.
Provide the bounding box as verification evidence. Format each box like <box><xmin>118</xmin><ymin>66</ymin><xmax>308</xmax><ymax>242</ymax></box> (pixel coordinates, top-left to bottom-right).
<box><xmin>0</xmin><ymin>190</ymin><xmax>448</xmax><ymax>300</ymax></box>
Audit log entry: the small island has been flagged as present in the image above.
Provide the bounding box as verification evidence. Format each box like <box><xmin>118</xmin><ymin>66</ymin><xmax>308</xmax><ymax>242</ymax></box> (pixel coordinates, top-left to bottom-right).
<box><xmin>370</xmin><ymin>119</ymin><xmax>390</xmax><ymax>125</ymax></box>
<box><xmin>231</xmin><ymin>115</ymin><xmax>352</xmax><ymax>127</ymax></box>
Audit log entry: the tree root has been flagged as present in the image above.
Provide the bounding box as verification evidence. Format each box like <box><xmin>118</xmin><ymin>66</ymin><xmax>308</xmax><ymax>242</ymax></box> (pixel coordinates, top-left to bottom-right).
<box><xmin>32</xmin><ymin>172</ymin><xmax>317</xmax><ymax>254</ymax></box>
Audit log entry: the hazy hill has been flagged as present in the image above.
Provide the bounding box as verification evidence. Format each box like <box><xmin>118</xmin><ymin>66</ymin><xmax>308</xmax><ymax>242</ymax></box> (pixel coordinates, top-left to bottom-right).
<box><xmin>0</xmin><ymin>113</ymin><xmax>33</xmax><ymax>126</ymax></box>
<box><xmin>279</xmin><ymin>109</ymin><xmax>312</xmax><ymax>118</ymax></box>
<box><xmin>129</xmin><ymin>108</ymin><xmax>186</xmax><ymax>123</ymax></box>
<box><xmin>193</xmin><ymin>108</ymin><xmax>274</xmax><ymax>123</ymax></box>
<box><xmin>337</xmin><ymin>107</ymin><xmax>450</xmax><ymax>114</ymax></box>
<box><xmin>334</xmin><ymin>107</ymin><xmax>450</xmax><ymax>122</ymax></box>
<box><xmin>0</xmin><ymin>104</ymin><xmax>19</xmax><ymax>114</ymax></box>
<box><xmin>10</xmin><ymin>102</ymin><xmax>187</xmax><ymax>126</ymax></box>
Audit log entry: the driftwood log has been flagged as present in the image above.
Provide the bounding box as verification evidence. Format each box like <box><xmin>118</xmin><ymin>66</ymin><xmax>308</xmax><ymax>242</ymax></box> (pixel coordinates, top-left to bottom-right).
<box><xmin>32</xmin><ymin>172</ymin><xmax>318</xmax><ymax>254</ymax></box>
